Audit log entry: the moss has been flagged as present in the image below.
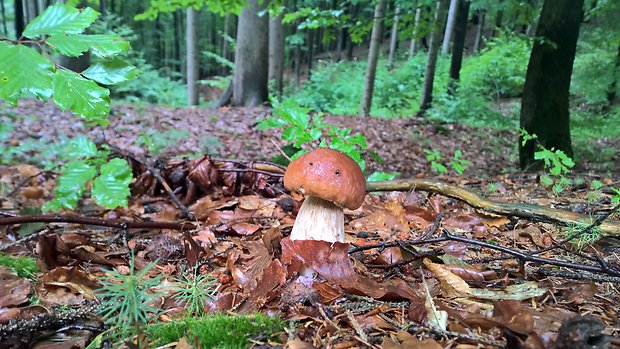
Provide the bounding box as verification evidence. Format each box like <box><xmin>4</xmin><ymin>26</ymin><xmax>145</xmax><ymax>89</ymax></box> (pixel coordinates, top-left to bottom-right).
<box><xmin>147</xmin><ymin>314</ymin><xmax>284</xmax><ymax>349</ymax></box>
<box><xmin>0</xmin><ymin>253</ymin><xmax>39</xmax><ymax>278</ymax></box>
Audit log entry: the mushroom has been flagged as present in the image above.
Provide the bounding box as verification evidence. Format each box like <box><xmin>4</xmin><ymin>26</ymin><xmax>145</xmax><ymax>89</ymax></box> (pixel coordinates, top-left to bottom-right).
<box><xmin>283</xmin><ymin>148</ymin><xmax>366</xmax><ymax>243</ymax></box>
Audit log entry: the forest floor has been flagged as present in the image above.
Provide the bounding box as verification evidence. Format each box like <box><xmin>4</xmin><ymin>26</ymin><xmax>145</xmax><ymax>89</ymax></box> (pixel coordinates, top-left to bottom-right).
<box><xmin>1</xmin><ymin>100</ymin><xmax>620</xmax><ymax>348</ymax></box>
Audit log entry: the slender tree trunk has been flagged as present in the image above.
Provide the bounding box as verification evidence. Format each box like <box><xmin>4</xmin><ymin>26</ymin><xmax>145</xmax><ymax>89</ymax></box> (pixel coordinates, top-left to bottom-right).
<box><xmin>473</xmin><ymin>10</ymin><xmax>485</xmax><ymax>52</ymax></box>
<box><xmin>173</xmin><ymin>10</ymin><xmax>181</xmax><ymax>76</ymax></box>
<box><xmin>441</xmin><ymin>0</ymin><xmax>459</xmax><ymax>54</ymax></box>
<box><xmin>346</xmin><ymin>3</ymin><xmax>360</xmax><ymax>61</ymax></box>
<box><xmin>419</xmin><ymin>0</ymin><xmax>448</xmax><ymax>114</ymax></box>
<box><xmin>606</xmin><ymin>45</ymin><xmax>620</xmax><ymax>105</ymax></box>
<box><xmin>1</xmin><ymin>0</ymin><xmax>8</xmax><ymax>36</ymax></box>
<box><xmin>387</xmin><ymin>5</ymin><xmax>400</xmax><ymax>70</ymax></box>
<box><xmin>359</xmin><ymin>0</ymin><xmax>387</xmax><ymax>116</ymax></box>
<box><xmin>306</xmin><ymin>29</ymin><xmax>315</xmax><ymax>78</ymax></box>
<box><xmin>186</xmin><ymin>7</ymin><xmax>199</xmax><ymax>106</ymax></box>
<box><xmin>519</xmin><ymin>0</ymin><xmax>584</xmax><ymax>169</ymax></box>
<box><xmin>447</xmin><ymin>0</ymin><xmax>469</xmax><ymax>94</ymax></box>
<box><xmin>269</xmin><ymin>12</ymin><xmax>285</xmax><ymax>96</ymax></box>
<box><xmin>221</xmin><ymin>13</ymin><xmax>230</xmax><ymax>75</ymax></box>
<box><xmin>336</xmin><ymin>26</ymin><xmax>344</xmax><ymax>61</ymax></box>
<box><xmin>232</xmin><ymin>0</ymin><xmax>269</xmax><ymax>107</ymax></box>
<box><xmin>15</xmin><ymin>0</ymin><xmax>24</xmax><ymax>38</ymax></box>
<box><xmin>409</xmin><ymin>6</ymin><xmax>422</xmax><ymax>58</ymax></box>
<box><xmin>294</xmin><ymin>43</ymin><xmax>301</xmax><ymax>91</ymax></box>
<box><xmin>99</xmin><ymin>0</ymin><xmax>106</xmax><ymax>15</ymax></box>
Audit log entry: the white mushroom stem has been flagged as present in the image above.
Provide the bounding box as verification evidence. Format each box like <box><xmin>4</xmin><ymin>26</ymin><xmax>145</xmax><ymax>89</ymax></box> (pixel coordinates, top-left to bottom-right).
<box><xmin>290</xmin><ymin>196</ymin><xmax>345</xmax><ymax>243</ymax></box>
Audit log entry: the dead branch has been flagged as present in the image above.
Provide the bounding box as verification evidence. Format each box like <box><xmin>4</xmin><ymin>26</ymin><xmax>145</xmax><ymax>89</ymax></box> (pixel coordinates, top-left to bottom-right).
<box><xmin>366</xmin><ymin>179</ymin><xmax>620</xmax><ymax>235</ymax></box>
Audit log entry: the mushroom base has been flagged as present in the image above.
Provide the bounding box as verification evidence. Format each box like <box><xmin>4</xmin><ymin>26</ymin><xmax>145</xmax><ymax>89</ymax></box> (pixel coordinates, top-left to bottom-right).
<box><xmin>290</xmin><ymin>195</ymin><xmax>345</xmax><ymax>243</ymax></box>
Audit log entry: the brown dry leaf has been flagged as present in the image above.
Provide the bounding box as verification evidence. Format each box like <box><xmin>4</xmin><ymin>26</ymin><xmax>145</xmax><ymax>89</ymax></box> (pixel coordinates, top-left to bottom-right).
<box><xmin>443</xmin><ymin>213</ymin><xmax>486</xmax><ymax>235</ymax></box>
<box><xmin>349</xmin><ymin>202</ymin><xmax>410</xmax><ymax>237</ymax></box>
<box><xmin>503</xmin><ymin>225</ymin><xmax>550</xmax><ymax>248</ymax></box>
<box><xmin>174</xmin><ymin>336</ymin><xmax>195</xmax><ymax>349</ymax></box>
<box><xmin>0</xmin><ymin>268</ymin><xmax>31</xmax><ymax>308</ymax></box>
<box><xmin>423</xmin><ymin>258</ymin><xmax>471</xmax><ymax>297</ymax></box>
<box><xmin>476</xmin><ymin>212</ymin><xmax>510</xmax><ymax>228</ymax></box>
<box><xmin>286</xmin><ymin>339</ymin><xmax>314</xmax><ymax>349</ymax></box>
<box><xmin>281</xmin><ymin>238</ymin><xmax>423</xmax><ymax>302</ymax></box>
<box><xmin>382</xmin><ymin>332</ymin><xmax>442</xmax><ymax>349</ymax></box>
<box><xmin>227</xmin><ymin>238</ymin><xmax>273</xmax><ymax>291</ymax></box>
<box><xmin>493</xmin><ymin>300</ymin><xmax>534</xmax><ymax>335</ymax></box>
<box><xmin>231</xmin><ymin>222</ymin><xmax>261</xmax><ymax>235</ymax></box>
<box><xmin>36</xmin><ymin>267</ymin><xmax>100</xmax><ymax>305</ymax></box>
<box><xmin>194</xmin><ymin>227</ymin><xmax>218</xmax><ymax>245</ymax></box>
<box><xmin>442</xmin><ymin>264</ymin><xmax>497</xmax><ymax>283</ymax></box>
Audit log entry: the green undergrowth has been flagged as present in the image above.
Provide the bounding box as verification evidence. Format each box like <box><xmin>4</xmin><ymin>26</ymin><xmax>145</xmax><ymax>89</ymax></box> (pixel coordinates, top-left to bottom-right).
<box><xmin>147</xmin><ymin>314</ymin><xmax>284</xmax><ymax>348</ymax></box>
<box><xmin>0</xmin><ymin>253</ymin><xmax>39</xmax><ymax>278</ymax></box>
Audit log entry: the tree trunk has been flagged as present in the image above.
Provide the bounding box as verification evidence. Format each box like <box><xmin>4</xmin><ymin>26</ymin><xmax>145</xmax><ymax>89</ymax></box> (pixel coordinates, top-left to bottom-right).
<box><xmin>409</xmin><ymin>6</ymin><xmax>422</xmax><ymax>58</ymax></box>
<box><xmin>99</xmin><ymin>0</ymin><xmax>106</xmax><ymax>15</ymax></box>
<box><xmin>519</xmin><ymin>0</ymin><xmax>584</xmax><ymax>169</ymax></box>
<box><xmin>221</xmin><ymin>13</ymin><xmax>231</xmax><ymax>75</ymax></box>
<box><xmin>306</xmin><ymin>29</ymin><xmax>314</xmax><ymax>78</ymax></box>
<box><xmin>14</xmin><ymin>0</ymin><xmax>24</xmax><ymax>38</ymax></box>
<box><xmin>232</xmin><ymin>0</ymin><xmax>269</xmax><ymax>107</ymax></box>
<box><xmin>447</xmin><ymin>0</ymin><xmax>469</xmax><ymax>94</ymax></box>
<box><xmin>359</xmin><ymin>0</ymin><xmax>387</xmax><ymax>116</ymax></box>
<box><xmin>441</xmin><ymin>0</ymin><xmax>459</xmax><ymax>54</ymax></box>
<box><xmin>473</xmin><ymin>10</ymin><xmax>485</xmax><ymax>52</ymax></box>
<box><xmin>269</xmin><ymin>12</ymin><xmax>285</xmax><ymax>96</ymax></box>
<box><xmin>173</xmin><ymin>10</ymin><xmax>181</xmax><ymax>76</ymax></box>
<box><xmin>336</xmin><ymin>26</ymin><xmax>344</xmax><ymax>61</ymax></box>
<box><xmin>419</xmin><ymin>0</ymin><xmax>448</xmax><ymax>114</ymax></box>
<box><xmin>1</xmin><ymin>0</ymin><xmax>7</xmax><ymax>36</ymax></box>
<box><xmin>294</xmin><ymin>43</ymin><xmax>301</xmax><ymax>91</ymax></box>
<box><xmin>387</xmin><ymin>5</ymin><xmax>400</xmax><ymax>70</ymax></box>
<box><xmin>186</xmin><ymin>7</ymin><xmax>199</xmax><ymax>106</ymax></box>
<box><xmin>606</xmin><ymin>45</ymin><xmax>620</xmax><ymax>106</ymax></box>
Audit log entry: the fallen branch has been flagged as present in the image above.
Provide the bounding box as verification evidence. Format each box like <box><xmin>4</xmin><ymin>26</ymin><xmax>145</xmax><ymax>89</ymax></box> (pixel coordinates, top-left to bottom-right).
<box><xmin>366</xmin><ymin>179</ymin><xmax>620</xmax><ymax>235</ymax></box>
<box><xmin>0</xmin><ymin>214</ymin><xmax>197</xmax><ymax>231</ymax></box>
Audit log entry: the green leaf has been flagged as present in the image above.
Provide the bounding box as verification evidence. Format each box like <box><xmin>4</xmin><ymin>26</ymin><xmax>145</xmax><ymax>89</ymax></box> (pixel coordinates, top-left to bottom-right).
<box><xmin>43</xmin><ymin>161</ymin><xmax>96</xmax><ymax>211</ymax></box>
<box><xmin>92</xmin><ymin>158</ymin><xmax>132</xmax><ymax>209</ymax></box>
<box><xmin>52</xmin><ymin>69</ymin><xmax>110</xmax><ymax>120</ymax></box>
<box><xmin>23</xmin><ymin>3</ymin><xmax>99</xmax><ymax>38</ymax></box>
<box><xmin>0</xmin><ymin>43</ymin><xmax>54</xmax><ymax>105</ymax></box>
<box><xmin>257</xmin><ymin>117</ymin><xmax>288</xmax><ymax>130</ymax></box>
<box><xmin>68</xmin><ymin>135</ymin><xmax>98</xmax><ymax>158</ymax></box>
<box><xmin>83</xmin><ymin>60</ymin><xmax>139</xmax><ymax>85</ymax></box>
<box><xmin>47</xmin><ymin>34</ymin><xmax>130</xmax><ymax>58</ymax></box>
<box><xmin>451</xmin><ymin>161</ymin><xmax>464</xmax><ymax>174</ymax></box>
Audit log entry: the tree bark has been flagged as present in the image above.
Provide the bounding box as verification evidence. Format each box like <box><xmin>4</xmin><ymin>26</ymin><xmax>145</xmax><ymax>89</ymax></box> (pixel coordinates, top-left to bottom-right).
<box><xmin>221</xmin><ymin>13</ymin><xmax>231</xmax><ymax>75</ymax></box>
<box><xmin>173</xmin><ymin>10</ymin><xmax>181</xmax><ymax>75</ymax></box>
<box><xmin>606</xmin><ymin>45</ymin><xmax>620</xmax><ymax>106</ymax></box>
<box><xmin>269</xmin><ymin>12</ymin><xmax>285</xmax><ymax>96</ymax></box>
<box><xmin>447</xmin><ymin>0</ymin><xmax>469</xmax><ymax>94</ymax></box>
<box><xmin>186</xmin><ymin>7</ymin><xmax>199</xmax><ymax>106</ymax></box>
<box><xmin>441</xmin><ymin>0</ymin><xmax>458</xmax><ymax>54</ymax></box>
<box><xmin>519</xmin><ymin>0</ymin><xmax>584</xmax><ymax>169</ymax></box>
<box><xmin>419</xmin><ymin>0</ymin><xmax>448</xmax><ymax>114</ymax></box>
<box><xmin>359</xmin><ymin>0</ymin><xmax>387</xmax><ymax>116</ymax></box>
<box><xmin>14</xmin><ymin>0</ymin><xmax>24</xmax><ymax>38</ymax></box>
<box><xmin>387</xmin><ymin>5</ymin><xmax>401</xmax><ymax>70</ymax></box>
<box><xmin>1</xmin><ymin>0</ymin><xmax>7</xmax><ymax>36</ymax></box>
<box><xmin>232</xmin><ymin>0</ymin><xmax>269</xmax><ymax>107</ymax></box>
<box><xmin>409</xmin><ymin>6</ymin><xmax>422</xmax><ymax>58</ymax></box>
<box><xmin>473</xmin><ymin>10</ymin><xmax>484</xmax><ymax>52</ymax></box>
<box><xmin>306</xmin><ymin>29</ymin><xmax>315</xmax><ymax>78</ymax></box>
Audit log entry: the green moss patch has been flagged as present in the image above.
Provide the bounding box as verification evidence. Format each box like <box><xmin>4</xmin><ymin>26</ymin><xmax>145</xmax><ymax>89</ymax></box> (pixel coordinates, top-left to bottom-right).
<box><xmin>0</xmin><ymin>253</ymin><xmax>39</xmax><ymax>278</ymax></box>
<box><xmin>147</xmin><ymin>314</ymin><xmax>284</xmax><ymax>349</ymax></box>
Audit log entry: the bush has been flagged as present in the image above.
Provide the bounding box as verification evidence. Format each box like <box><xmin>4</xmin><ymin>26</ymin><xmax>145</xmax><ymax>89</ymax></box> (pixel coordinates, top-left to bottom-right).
<box><xmin>460</xmin><ymin>33</ymin><xmax>531</xmax><ymax>99</ymax></box>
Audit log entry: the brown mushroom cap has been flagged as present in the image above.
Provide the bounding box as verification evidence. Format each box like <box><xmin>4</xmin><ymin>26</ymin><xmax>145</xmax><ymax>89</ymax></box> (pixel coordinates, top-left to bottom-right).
<box><xmin>283</xmin><ymin>148</ymin><xmax>366</xmax><ymax>210</ymax></box>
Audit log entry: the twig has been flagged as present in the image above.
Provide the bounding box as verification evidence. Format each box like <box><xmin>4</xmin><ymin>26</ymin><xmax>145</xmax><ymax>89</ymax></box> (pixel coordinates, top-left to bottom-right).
<box><xmin>6</xmin><ymin>168</ymin><xmax>56</xmax><ymax>197</ymax></box>
<box><xmin>531</xmin><ymin>202</ymin><xmax>620</xmax><ymax>255</ymax></box>
<box><xmin>0</xmin><ymin>214</ymin><xmax>197</xmax><ymax>231</ymax></box>
<box><xmin>107</xmin><ymin>144</ymin><xmax>195</xmax><ymax>220</ymax></box>
<box><xmin>537</xmin><ymin>267</ymin><xmax>620</xmax><ymax>283</ymax></box>
<box><xmin>349</xmin><ymin>230</ymin><xmax>620</xmax><ymax>277</ymax></box>
<box><xmin>0</xmin><ymin>227</ymin><xmax>54</xmax><ymax>250</ymax></box>
<box><xmin>417</xmin><ymin>211</ymin><xmax>446</xmax><ymax>240</ymax></box>
<box><xmin>216</xmin><ymin>167</ymin><xmax>283</xmax><ymax>177</ymax></box>
<box><xmin>366</xmin><ymin>179</ymin><xmax>620</xmax><ymax>235</ymax></box>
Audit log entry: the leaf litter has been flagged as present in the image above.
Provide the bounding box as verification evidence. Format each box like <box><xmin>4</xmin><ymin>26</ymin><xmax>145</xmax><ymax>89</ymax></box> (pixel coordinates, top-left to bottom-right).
<box><xmin>0</xmin><ymin>101</ymin><xmax>619</xmax><ymax>348</ymax></box>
